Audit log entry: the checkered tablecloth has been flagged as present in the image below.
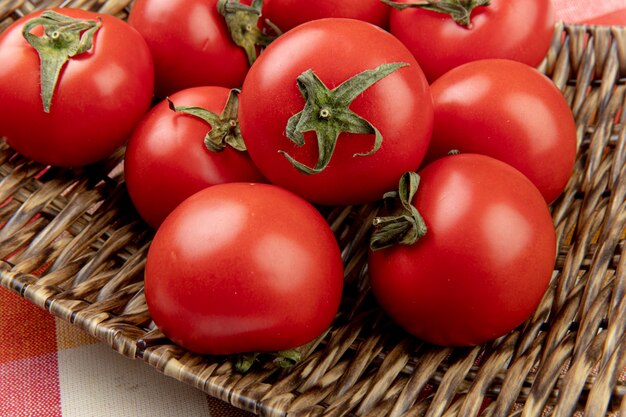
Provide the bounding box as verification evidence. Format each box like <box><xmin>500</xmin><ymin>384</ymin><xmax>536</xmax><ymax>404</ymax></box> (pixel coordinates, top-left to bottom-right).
<box><xmin>2</xmin><ymin>2</ymin><xmax>625</xmax><ymax>416</ymax></box>
<box><xmin>552</xmin><ymin>0</ymin><xmax>626</xmax><ymax>24</ymax></box>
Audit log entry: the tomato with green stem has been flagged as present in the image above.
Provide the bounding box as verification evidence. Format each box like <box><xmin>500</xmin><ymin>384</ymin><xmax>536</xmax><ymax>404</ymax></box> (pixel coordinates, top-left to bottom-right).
<box><xmin>368</xmin><ymin>154</ymin><xmax>557</xmax><ymax>347</ymax></box>
<box><xmin>382</xmin><ymin>0</ymin><xmax>555</xmax><ymax>82</ymax></box>
<box><xmin>124</xmin><ymin>86</ymin><xmax>266</xmax><ymax>229</ymax></box>
<box><xmin>0</xmin><ymin>8</ymin><xmax>153</xmax><ymax>167</ymax></box>
<box><xmin>239</xmin><ymin>18</ymin><xmax>433</xmax><ymax>206</ymax></box>
<box><xmin>128</xmin><ymin>0</ymin><xmax>277</xmax><ymax>97</ymax></box>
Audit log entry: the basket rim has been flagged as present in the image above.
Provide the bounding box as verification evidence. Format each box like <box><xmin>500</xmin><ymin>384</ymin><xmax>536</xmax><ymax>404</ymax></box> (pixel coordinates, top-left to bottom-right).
<box><xmin>0</xmin><ymin>15</ymin><xmax>625</xmax><ymax>417</ymax></box>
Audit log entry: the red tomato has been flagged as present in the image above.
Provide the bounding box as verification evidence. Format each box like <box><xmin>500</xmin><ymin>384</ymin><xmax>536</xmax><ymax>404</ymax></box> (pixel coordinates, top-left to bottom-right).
<box><xmin>0</xmin><ymin>8</ymin><xmax>153</xmax><ymax>167</ymax></box>
<box><xmin>386</xmin><ymin>0</ymin><xmax>555</xmax><ymax>82</ymax></box>
<box><xmin>264</xmin><ymin>0</ymin><xmax>390</xmax><ymax>31</ymax></box>
<box><xmin>145</xmin><ymin>183</ymin><xmax>344</xmax><ymax>355</ymax></box>
<box><xmin>128</xmin><ymin>0</ymin><xmax>249</xmax><ymax>97</ymax></box>
<box><xmin>426</xmin><ymin>59</ymin><xmax>577</xmax><ymax>204</ymax></box>
<box><xmin>368</xmin><ymin>154</ymin><xmax>556</xmax><ymax>347</ymax></box>
<box><xmin>124</xmin><ymin>86</ymin><xmax>266</xmax><ymax>229</ymax></box>
<box><xmin>239</xmin><ymin>18</ymin><xmax>433</xmax><ymax>206</ymax></box>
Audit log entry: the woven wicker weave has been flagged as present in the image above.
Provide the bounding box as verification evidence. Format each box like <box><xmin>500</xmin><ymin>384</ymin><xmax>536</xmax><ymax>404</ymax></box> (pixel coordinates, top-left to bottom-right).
<box><xmin>1</xmin><ymin>1</ymin><xmax>625</xmax><ymax>416</ymax></box>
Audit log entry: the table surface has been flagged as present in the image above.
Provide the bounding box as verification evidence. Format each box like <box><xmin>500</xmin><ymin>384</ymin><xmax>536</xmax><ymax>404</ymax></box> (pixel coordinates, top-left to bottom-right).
<box><xmin>2</xmin><ymin>2</ymin><xmax>626</xmax><ymax>416</ymax></box>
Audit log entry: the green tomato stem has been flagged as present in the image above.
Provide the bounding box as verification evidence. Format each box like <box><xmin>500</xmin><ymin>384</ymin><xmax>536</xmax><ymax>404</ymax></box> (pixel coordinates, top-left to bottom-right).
<box><xmin>234</xmin><ymin>349</ymin><xmax>301</xmax><ymax>373</ymax></box>
<box><xmin>281</xmin><ymin>62</ymin><xmax>408</xmax><ymax>175</ymax></box>
<box><xmin>273</xmin><ymin>348</ymin><xmax>301</xmax><ymax>369</ymax></box>
<box><xmin>381</xmin><ymin>0</ymin><xmax>491</xmax><ymax>28</ymax></box>
<box><xmin>235</xmin><ymin>352</ymin><xmax>259</xmax><ymax>373</ymax></box>
<box><xmin>22</xmin><ymin>11</ymin><xmax>102</xmax><ymax>113</ymax></box>
<box><xmin>370</xmin><ymin>171</ymin><xmax>428</xmax><ymax>250</ymax></box>
<box><xmin>217</xmin><ymin>0</ymin><xmax>280</xmax><ymax>65</ymax></box>
<box><xmin>167</xmin><ymin>89</ymin><xmax>246</xmax><ymax>153</ymax></box>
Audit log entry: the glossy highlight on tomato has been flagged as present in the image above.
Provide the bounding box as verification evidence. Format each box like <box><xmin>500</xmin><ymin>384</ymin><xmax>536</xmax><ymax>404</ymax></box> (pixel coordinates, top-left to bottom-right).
<box><xmin>124</xmin><ymin>86</ymin><xmax>266</xmax><ymax>229</ymax></box>
<box><xmin>239</xmin><ymin>18</ymin><xmax>433</xmax><ymax>206</ymax></box>
<box><xmin>426</xmin><ymin>59</ymin><xmax>577</xmax><ymax>203</ymax></box>
<box><xmin>128</xmin><ymin>0</ymin><xmax>250</xmax><ymax>97</ymax></box>
<box><xmin>0</xmin><ymin>8</ymin><xmax>154</xmax><ymax>167</ymax></box>
<box><xmin>264</xmin><ymin>0</ymin><xmax>391</xmax><ymax>31</ymax></box>
<box><xmin>386</xmin><ymin>0</ymin><xmax>555</xmax><ymax>82</ymax></box>
<box><xmin>145</xmin><ymin>183</ymin><xmax>344</xmax><ymax>355</ymax></box>
<box><xmin>368</xmin><ymin>154</ymin><xmax>557</xmax><ymax>347</ymax></box>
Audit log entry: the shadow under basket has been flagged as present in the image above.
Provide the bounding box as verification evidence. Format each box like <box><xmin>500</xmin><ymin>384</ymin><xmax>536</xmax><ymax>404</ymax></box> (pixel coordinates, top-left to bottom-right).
<box><xmin>1</xmin><ymin>2</ymin><xmax>626</xmax><ymax>416</ymax></box>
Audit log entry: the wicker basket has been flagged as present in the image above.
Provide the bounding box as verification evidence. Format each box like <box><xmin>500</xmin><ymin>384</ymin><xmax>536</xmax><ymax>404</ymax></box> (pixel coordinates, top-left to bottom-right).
<box><xmin>1</xmin><ymin>2</ymin><xmax>625</xmax><ymax>416</ymax></box>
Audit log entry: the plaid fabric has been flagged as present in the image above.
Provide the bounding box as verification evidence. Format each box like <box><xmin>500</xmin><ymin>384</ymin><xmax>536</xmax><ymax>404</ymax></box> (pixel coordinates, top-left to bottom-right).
<box><xmin>0</xmin><ymin>289</ymin><xmax>253</xmax><ymax>417</ymax></box>
<box><xmin>553</xmin><ymin>0</ymin><xmax>626</xmax><ymax>24</ymax></box>
<box><xmin>1</xmin><ymin>2</ymin><xmax>624</xmax><ymax>417</ymax></box>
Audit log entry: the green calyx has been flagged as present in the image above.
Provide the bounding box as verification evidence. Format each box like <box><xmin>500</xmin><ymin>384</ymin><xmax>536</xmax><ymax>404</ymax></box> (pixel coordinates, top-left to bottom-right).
<box><xmin>381</xmin><ymin>0</ymin><xmax>491</xmax><ymax>28</ymax></box>
<box><xmin>370</xmin><ymin>171</ymin><xmax>427</xmax><ymax>251</ymax></box>
<box><xmin>235</xmin><ymin>349</ymin><xmax>301</xmax><ymax>373</ymax></box>
<box><xmin>168</xmin><ymin>89</ymin><xmax>246</xmax><ymax>153</ymax></box>
<box><xmin>217</xmin><ymin>0</ymin><xmax>280</xmax><ymax>65</ymax></box>
<box><xmin>22</xmin><ymin>10</ymin><xmax>102</xmax><ymax>113</ymax></box>
<box><xmin>281</xmin><ymin>62</ymin><xmax>408</xmax><ymax>175</ymax></box>
<box><xmin>235</xmin><ymin>353</ymin><xmax>258</xmax><ymax>373</ymax></box>
<box><xmin>272</xmin><ymin>349</ymin><xmax>301</xmax><ymax>369</ymax></box>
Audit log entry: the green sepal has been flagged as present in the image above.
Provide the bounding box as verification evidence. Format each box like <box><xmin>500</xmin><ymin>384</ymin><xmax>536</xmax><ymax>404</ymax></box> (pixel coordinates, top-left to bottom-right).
<box><xmin>370</xmin><ymin>171</ymin><xmax>428</xmax><ymax>250</ymax></box>
<box><xmin>217</xmin><ymin>0</ymin><xmax>280</xmax><ymax>65</ymax></box>
<box><xmin>233</xmin><ymin>349</ymin><xmax>301</xmax><ymax>373</ymax></box>
<box><xmin>235</xmin><ymin>352</ymin><xmax>259</xmax><ymax>373</ymax></box>
<box><xmin>280</xmin><ymin>62</ymin><xmax>408</xmax><ymax>175</ymax></box>
<box><xmin>22</xmin><ymin>10</ymin><xmax>102</xmax><ymax>113</ymax></box>
<box><xmin>168</xmin><ymin>89</ymin><xmax>246</xmax><ymax>153</ymax></box>
<box><xmin>381</xmin><ymin>0</ymin><xmax>491</xmax><ymax>28</ymax></box>
<box><xmin>273</xmin><ymin>349</ymin><xmax>301</xmax><ymax>369</ymax></box>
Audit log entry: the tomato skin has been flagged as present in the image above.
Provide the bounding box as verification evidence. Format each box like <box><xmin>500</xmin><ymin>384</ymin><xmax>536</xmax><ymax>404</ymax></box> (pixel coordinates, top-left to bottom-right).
<box><xmin>264</xmin><ymin>0</ymin><xmax>390</xmax><ymax>31</ymax></box>
<box><xmin>239</xmin><ymin>18</ymin><xmax>433</xmax><ymax>206</ymax></box>
<box><xmin>128</xmin><ymin>0</ymin><xmax>249</xmax><ymax>97</ymax></box>
<box><xmin>124</xmin><ymin>86</ymin><xmax>266</xmax><ymax>229</ymax></box>
<box><xmin>426</xmin><ymin>59</ymin><xmax>577</xmax><ymax>204</ymax></box>
<box><xmin>368</xmin><ymin>154</ymin><xmax>556</xmax><ymax>347</ymax></box>
<box><xmin>145</xmin><ymin>183</ymin><xmax>344</xmax><ymax>355</ymax></box>
<box><xmin>387</xmin><ymin>0</ymin><xmax>555</xmax><ymax>82</ymax></box>
<box><xmin>0</xmin><ymin>8</ymin><xmax>154</xmax><ymax>167</ymax></box>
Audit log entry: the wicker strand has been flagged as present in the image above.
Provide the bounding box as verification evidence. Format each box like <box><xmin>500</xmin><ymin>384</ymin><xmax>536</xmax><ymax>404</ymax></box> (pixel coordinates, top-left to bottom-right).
<box><xmin>0</xmin><ymin>2</ymin><xmax>624</xmax><ymax>416</ymax></box>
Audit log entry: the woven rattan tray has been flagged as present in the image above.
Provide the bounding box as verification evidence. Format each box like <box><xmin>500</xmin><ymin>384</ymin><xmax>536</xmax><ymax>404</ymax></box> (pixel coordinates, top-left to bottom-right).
<box><xmin>1</xmin><ymin>2</ymin><xmax>625</xmax><ymax>416</ymax></box>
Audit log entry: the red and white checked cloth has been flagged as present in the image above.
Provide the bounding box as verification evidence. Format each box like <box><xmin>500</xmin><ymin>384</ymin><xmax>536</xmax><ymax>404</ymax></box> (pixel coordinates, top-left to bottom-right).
<box><xmin>553</xmin><ymin>0</ymin><xmax>626</xmax><ymax>24</ymax></box>
<box><xmin>2</xmin><ymin>2</ymin><xmax>625</xmax><ymax>417</ymax></box>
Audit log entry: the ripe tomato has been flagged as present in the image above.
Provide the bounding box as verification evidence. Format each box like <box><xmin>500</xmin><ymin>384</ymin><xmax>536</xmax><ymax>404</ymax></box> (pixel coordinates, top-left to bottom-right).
<box><xmin>124</xmin><ymin>86</ymin><xmax>266</xmax><ymax>229</ymax></box>
<box><xmin>239</xmin><ymin>18</ymin><xmax>433</xmax><ymax>206</ymax></box>
<box><xmin>0</xmin><ymin>8</ymin><xmax>153</xmax><ymax>167</ymax></box>
<box><xmin>129</xmin><ymin>0</ymin><xmax>273</xmax><ymax>97</ymax></box>
<box><xmin>425</xmin><ymin>59</ymin><xmax>577</xmax><ymax>204</ymax></box>
<box><xmin>145</xmin><ymin>183</ymin><xmax>344</xmax><ymax>355</ymax></box>
<box><xmin>264</xmin><ymin>0</ymin><xmax>391</xmax><ymax>31</ymax></box>
<box><xmin>385</xmin><ymin>0</ymin><xmax>555</xmax><ymax>82</ymax></box>
<box><xmin>368</xmin><ymin>154</ymin><xmax>556</xmax><ymax>347</ymax></box>
<box><xmin>128</xmin><ymin>0</ymin><xmax>247</xmax><ymax>97</ymax></box>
